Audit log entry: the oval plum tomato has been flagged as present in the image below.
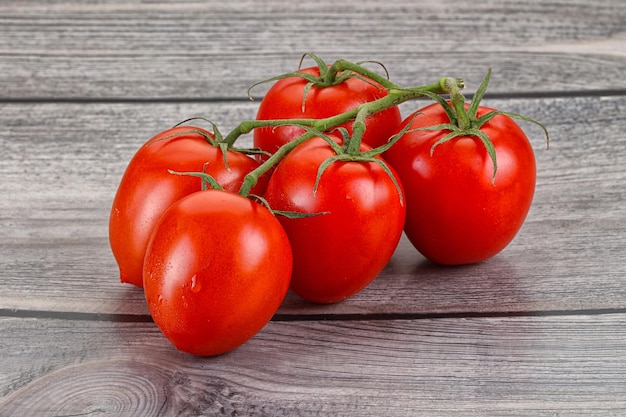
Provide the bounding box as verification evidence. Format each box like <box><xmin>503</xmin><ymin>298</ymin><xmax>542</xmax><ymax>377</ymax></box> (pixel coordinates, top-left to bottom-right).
<box><xmin>253</xmin><ymin>65</ymin><xmax>402</xmax><ymax>154</ymax></box>
<box><xmin>384</xmin><ymin>102</ymin><xmax>536</xmax><ymax>265</ymax></box>
<box><xmin>264</xmin><ymin>134</ymin><xmax>406</xmax><ymax>304</ymax></box>
<box><xmin>109</xmin><ymin>125</ymin><xmax>268</xmax><ymax>288</ymax></box>
<box><xmin>143</xmin><ymin>189</ymin><xmax>292</xmax><ymax>356</ymax></box>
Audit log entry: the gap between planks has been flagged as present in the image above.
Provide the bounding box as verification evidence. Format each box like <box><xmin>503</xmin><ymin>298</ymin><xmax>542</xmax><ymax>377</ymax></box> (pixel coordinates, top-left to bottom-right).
<box><xmin>2</xmin><ymin>307</ymin><xmax>626</xmax><ymax>323</ymax></box>
<box><xmin>1</xmin><ymin>88</ymin><xmax>626</xmax><ymax>104</ymax></box>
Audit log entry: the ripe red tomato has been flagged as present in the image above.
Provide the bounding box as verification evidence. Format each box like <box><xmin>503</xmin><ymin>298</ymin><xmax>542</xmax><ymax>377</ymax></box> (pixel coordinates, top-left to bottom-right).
<box><xmin>109</xmin><ymin>126</ymin><xmax>268</xmax><ymax>288</ymax></box>
<box><xmin>143</xmin><ymin>190</ymin><xmax>292</xmax><ymax>356</ymax></box>
<box><xmin>253</xmin><ymin>66</ymin><xmax>402</xmax><ymax>154</ymax></box>
<box><xmin>264</xmin><ymin>135</ymin><xmax>406</xmax><ymax>304</ymax></box>
<box><xmin>384</xmin><ymin>102</ymin><xmax>536</xmax><ymax>265</ymax></box>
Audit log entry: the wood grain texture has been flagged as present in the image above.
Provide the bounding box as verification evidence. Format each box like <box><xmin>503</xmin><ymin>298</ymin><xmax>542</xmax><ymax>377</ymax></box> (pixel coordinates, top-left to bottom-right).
<box><xmin>2</xmin><ymin>0</ymin><xmax>626</xmax><ymax>414</ymax></box>
<box><xmin>1</xmin><ymin>0</ymin><xmax>625</xmax><ymax>99</ymax></box>
<box><xmin>1</xmin><ymin>95</ymin><xmax>625</xmax><ymax>317</ymax></box>
<box><xmin>2</xmin><ymin>314</ymin><xmax>626</xmax><ymax>416</ymax></box>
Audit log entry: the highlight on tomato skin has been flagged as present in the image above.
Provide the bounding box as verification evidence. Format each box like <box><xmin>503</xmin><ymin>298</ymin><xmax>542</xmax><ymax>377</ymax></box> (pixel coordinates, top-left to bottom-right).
<box><xmin>142</xmin><ymin>189</ymin><xmax>293</xmax><ymax>357</ymax></box>
<box><xmin>108</xmin><ymin>125</ymin><xmax>268</xmax><ymax>288</ymax></box>
<box><xmin>384</xmin><ymin>103</ymin><xmax>537</xmax><ymax>265</ymax></box>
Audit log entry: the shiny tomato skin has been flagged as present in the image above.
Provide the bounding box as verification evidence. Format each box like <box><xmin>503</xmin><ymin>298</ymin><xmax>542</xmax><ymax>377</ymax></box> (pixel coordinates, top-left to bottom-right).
<box><xmin>384</xmin><ymin>103</ymin><xmax>536</xmax><ymax>265</ymax></box>
<box><xmin>253</xmin><ymin>66</ymin><xmax>402</xmax><ymax>154</ymax></box>
<box><xmin>109</xmin><ymin>126</ymin><xmax>267</xmax><ymax>288</ymax></box>
<box><xmin>143</xmin><ymin>190</ymin><xmax>292</xmax><ymax>356</ymax></box>
<box><xmin>264</xmin><ymin>135</ymin><xmax>406</xmax><ymax>304</ymax></box>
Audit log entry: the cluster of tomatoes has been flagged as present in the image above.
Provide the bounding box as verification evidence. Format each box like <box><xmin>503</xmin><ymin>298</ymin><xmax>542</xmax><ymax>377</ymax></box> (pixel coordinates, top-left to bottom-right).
<box><xmin>109</xmin><ymin>56</ymin><xmax>546</xmax><ymax>356</ymax></box>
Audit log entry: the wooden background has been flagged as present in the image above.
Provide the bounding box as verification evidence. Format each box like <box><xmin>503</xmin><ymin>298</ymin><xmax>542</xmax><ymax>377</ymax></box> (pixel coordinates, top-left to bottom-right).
<box><xmin>1</xmin><ymin>0</ymin><xmax>625</xmax><ymax>415</ymax></box>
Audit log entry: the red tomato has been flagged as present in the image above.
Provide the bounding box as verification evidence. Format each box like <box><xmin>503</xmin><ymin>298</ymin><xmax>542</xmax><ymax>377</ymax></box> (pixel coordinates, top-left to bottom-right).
<box><xmin>264</xmin><ymin>135</ymin><xmax>406</xmax><ymax>304</ymax></box>
<box><xmin>143</xmin><ymin>190</ymin><xmax>292</xmax><ymax>356</ymax></box>
<box><xmin>253</xmin><ymin>66</ymin><xmax>402</xmax><ymax>154</ymax></box>
<box><xmin>384</xmin><ymin>102</ymin><xmax>536</xmax><ymax>265</ymax></box>
<box><xmin>109</xmin><ymin>126</ymin><xmax>268</xmax><ymax>288</ymax></box>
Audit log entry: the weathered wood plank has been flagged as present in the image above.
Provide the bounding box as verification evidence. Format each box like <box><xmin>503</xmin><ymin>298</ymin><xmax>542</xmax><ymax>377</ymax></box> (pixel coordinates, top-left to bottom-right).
<box><xmin>1</xmin><ymin>314</ymin><xmax>626</xmax><ymax>416</ymax></box>
<box><xmin>2</xmin><ymin>52</ymin><xmax>625</xmax><ymax>100</ymax></box>
<box><xmin>2</xmin><ymin>1</ymin><xmax>624</xmax><ymax>414</ymax></box>
<box><xmin>1</xmin><ymin>95</ymin><xmax>625</xmax><ymax>316</ymax></box>
<box><xmin>1</xmin><ymin>0</ymin><xmax>625</xmax><ymax>98</ymax></box>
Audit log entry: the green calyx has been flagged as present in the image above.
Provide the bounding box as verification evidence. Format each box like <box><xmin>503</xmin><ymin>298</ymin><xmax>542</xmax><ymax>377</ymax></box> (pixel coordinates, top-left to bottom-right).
<box><xmin>247</xmin><ymin>53</ymin><xmax>397</xmax><ymax>110</ymax></box>
<box><xmin>168</xmin><ymin>166</ymin><xmax>224</xmax><ymax>191</ymax></box>
<box><xmin>308</xmin><ymin>100</ymin><xmax>426</xmax><ymax>204</ymax></box>
<box><xmin>309</xmin><ymin>126</ymin><xmax>410</xmax><ymax>205</ymax></box>
<box><xmin>171</xmin><ymin>117</ymin><xmax>270</xmax><ymax>170</ymax></box>
<box><xmin>418</xmin><ymin>69</ymin><xmax>550</xmax><ymax>183</ymax></box>
<box><xmin>249</xmin><ymin>193</ymin><xmax>330</xmax><ymax>219</ymax></box>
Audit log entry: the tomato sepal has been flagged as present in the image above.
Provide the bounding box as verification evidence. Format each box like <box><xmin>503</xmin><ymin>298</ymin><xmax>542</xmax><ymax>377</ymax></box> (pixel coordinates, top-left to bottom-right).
<box><xmin>416</xmin><ymin>69</ymin><xmax>550</xmax><ymax>183</ymax></box>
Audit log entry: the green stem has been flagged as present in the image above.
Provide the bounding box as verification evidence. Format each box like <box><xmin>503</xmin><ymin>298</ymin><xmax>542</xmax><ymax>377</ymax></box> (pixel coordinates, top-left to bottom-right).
<box><xmin>321</xmin><ymin>59</ymin><xmax>339</xmax><ymax>86</ymax></box>
<box><xmin>224</xmin><ymin>77</ymin><xmax>463</xmax><ymax>149</ymax></box>
<box><xmin>346</xmin><ymin>108</ymin><xmax>369</xmax><ymax>155</ymax></box>
<box><xmin>447</xmin><ymin>77</ymin><xmax>470</xmax><ymax>130</ymax></box>
<box><xmin>330</xmin><ymin>59</ymin><xmax>398</xmax><ymax>90</ymax></box>
<box><xmin>234</xmin><ymin>77</ymin><xmax>463</xmax><ymax>196</ymax></box>
<box><xmin>238</xmin><ymin>129</ymin><xmax>319</xmax><ymax>196</ymax></box>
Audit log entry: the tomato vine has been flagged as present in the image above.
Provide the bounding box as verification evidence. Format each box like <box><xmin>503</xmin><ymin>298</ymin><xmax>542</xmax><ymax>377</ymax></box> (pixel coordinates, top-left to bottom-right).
<box><xmin>110</xmin><ymin>53</ymin><xmax>553</xmax><ymax>355</ymax></box>
<box><xmin>225</xmin><ymin>57</ymin><xmax>465</xmax><ymax>197</ymax></box>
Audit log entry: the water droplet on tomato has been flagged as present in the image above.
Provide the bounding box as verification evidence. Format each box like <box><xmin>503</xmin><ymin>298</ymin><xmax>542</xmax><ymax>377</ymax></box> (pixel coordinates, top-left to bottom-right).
<box><xmin>190</xmin><ymin>274</ymin><xmax>201</xmax><ymax>293</ymax></box>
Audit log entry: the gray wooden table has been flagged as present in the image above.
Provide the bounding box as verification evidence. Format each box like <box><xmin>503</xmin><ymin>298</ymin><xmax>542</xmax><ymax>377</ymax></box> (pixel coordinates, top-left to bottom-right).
<box><xmin>1</xmin><ymin>1</ymin><xmax>626</xmax><ymax>415</ymax></box>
